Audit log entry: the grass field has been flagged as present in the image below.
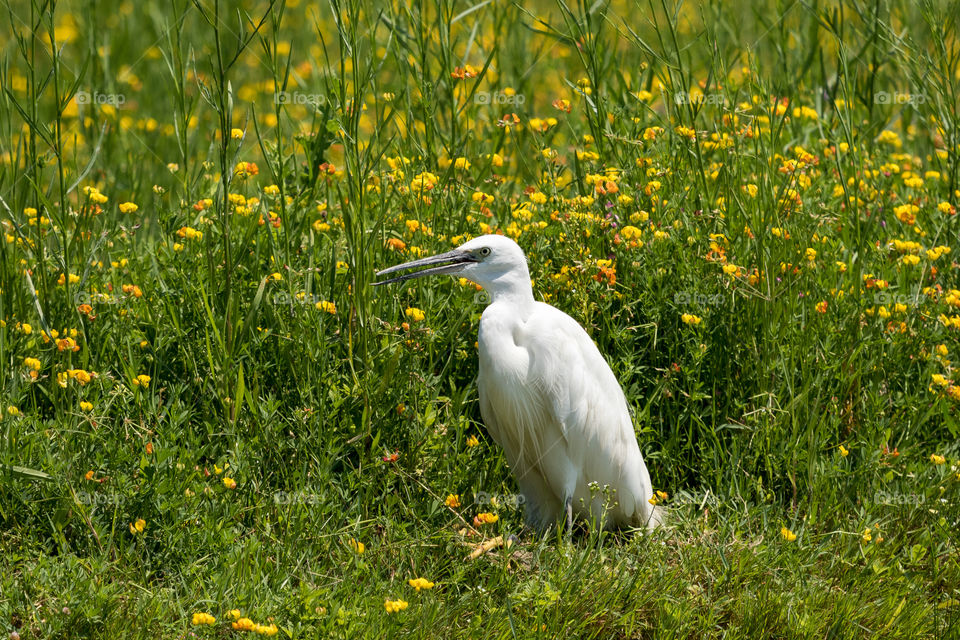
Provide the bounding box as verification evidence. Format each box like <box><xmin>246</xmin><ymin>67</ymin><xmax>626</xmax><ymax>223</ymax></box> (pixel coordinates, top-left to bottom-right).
<box><xmin>1</xmin><ymin>0</ymin><xmax>959</xmax><ymax>637</ymax></box>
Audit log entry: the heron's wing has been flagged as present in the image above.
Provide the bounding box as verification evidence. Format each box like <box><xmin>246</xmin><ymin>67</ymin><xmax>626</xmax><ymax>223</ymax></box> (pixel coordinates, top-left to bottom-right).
<box><xmin>478</xmin><ymin>369</ymin><xmax>564</xmax><ymax>528</ymax></box>
<box><xmin>523</xmin><ymin>304</ymin><xmax>633</xmax><ymax>447</ymax></box>
<box><xmin>522</xmin><ymin>303</ymin><xmax>653</xmax><ymax>523</ymax></box>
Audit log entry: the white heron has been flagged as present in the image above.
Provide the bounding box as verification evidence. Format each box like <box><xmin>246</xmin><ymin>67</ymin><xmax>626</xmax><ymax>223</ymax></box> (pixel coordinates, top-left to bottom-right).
<box><xmin>375</xmin><ymin>234</ymin><xmax>661</xmax><ymax>533</ymax></box>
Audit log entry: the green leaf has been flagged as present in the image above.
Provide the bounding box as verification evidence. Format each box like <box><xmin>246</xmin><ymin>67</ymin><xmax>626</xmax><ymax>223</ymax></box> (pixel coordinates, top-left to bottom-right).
<box><xmin>1</xmin><ymin>464</ymin><xmax>53</xmax><ymax>482</ymax></box>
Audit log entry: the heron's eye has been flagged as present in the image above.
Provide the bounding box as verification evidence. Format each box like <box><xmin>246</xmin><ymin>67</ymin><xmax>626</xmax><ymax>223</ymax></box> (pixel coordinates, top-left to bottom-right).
<box><xmin>478</xmin><ymin>247</ymin><xmax>491</xmax><ymax>257</ymax></box>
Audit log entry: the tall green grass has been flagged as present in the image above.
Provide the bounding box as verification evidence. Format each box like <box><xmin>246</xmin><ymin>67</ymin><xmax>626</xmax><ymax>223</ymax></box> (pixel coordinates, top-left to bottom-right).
<box><xmin>0</xmin><ymin>0</ymin><xmax>958</xmax><ymax>637</ymax></box>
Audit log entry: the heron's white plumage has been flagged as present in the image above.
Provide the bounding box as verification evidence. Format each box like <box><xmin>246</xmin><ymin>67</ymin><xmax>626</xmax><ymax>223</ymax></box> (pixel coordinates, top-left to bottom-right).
<box><xmin>478</xmin><ymin>300</ymin><xmax>658</xmax><ymax>530</ymax></box>
<box><xmin>375</xmin><ymin>234</ymin><xmax>660</xmax><ymax>532</ymax></box>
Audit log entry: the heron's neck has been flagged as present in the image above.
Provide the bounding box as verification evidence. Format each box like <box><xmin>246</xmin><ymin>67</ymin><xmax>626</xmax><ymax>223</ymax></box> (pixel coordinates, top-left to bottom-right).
<box><xmin>486</xmin><ymin>267</ymin><xmax>535</xmax><ymax>310</ymax></box>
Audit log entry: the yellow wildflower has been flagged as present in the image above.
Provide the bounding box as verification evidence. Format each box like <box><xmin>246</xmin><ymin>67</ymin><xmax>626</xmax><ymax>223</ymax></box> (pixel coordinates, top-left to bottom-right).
<box><xmin>316</xmin><ymin>300</ymin><xmax>337</xmax><ymax>314</ymax></box>
<box><xmin>474</xmin><ymin>512</ymin><xmax>499</xmax><ymax>525</ymax></box>
<box><xmin>648</xmin><ymin>490</ymin><xmax>668</xmax><ymax>505</ymax></box>
<box><xmin>384</xmin><ymin>599</ymin><xmax>409</xmax><ymax>613</ymax></box>
<box><xmin>233</xmin><ymin>618</ymin><xmax>255</xmax><ymax>630</ymax></box>
<box><xmin>408</xmin><ymin>577</ymin><xmax>435</xmax><ymax>591</ymax></box>
<box><xmin>191</xmin><ymin>613</ymin><xmax>216</xmax><ymax>625</ymax></box>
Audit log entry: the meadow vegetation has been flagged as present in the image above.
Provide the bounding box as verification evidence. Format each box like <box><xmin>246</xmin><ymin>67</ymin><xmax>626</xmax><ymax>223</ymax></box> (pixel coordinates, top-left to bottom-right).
<box><xmin>1</xmin><ymin>0</ymin><xmax>959</xmax><ymax>637</ymax></box>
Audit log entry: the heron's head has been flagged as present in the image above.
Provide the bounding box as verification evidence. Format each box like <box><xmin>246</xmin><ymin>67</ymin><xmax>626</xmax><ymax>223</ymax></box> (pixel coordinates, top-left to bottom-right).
<box><xmin>374</xmin><ymin>234</ymin><xmax>530</xmax><ymax>296</ymax></box>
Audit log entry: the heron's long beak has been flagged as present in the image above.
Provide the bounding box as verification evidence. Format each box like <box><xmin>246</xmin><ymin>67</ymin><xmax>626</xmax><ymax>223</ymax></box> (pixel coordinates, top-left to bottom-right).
<box><xmin>373</xmin><ymin>249</ymin><xmax>477</xmax><ymax>286</ymax></box>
